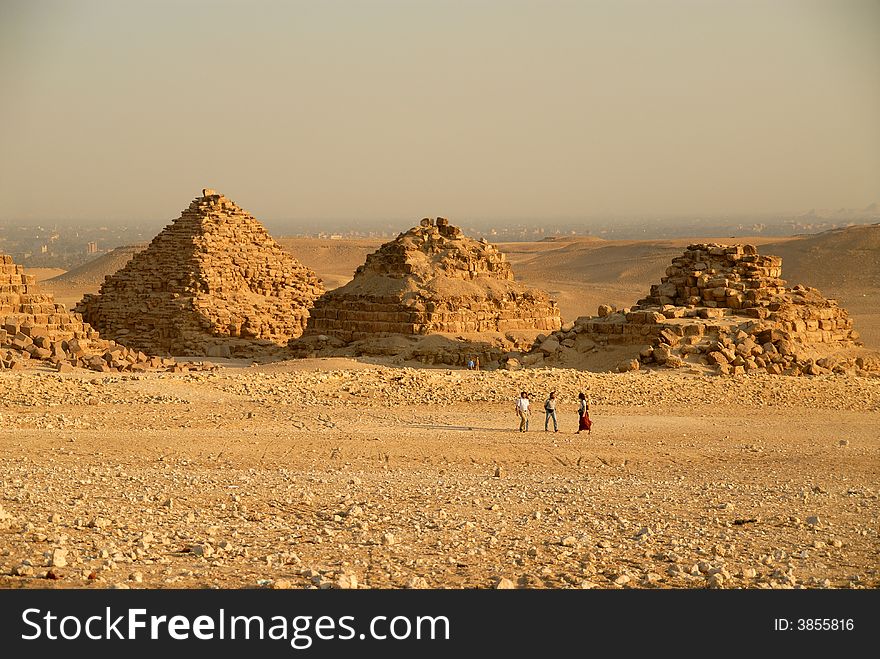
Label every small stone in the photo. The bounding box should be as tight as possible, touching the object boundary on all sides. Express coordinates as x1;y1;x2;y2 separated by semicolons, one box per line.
493;465;504;478
50;548;69;568
129;571;144;583
337;573;358;589
495;577;516;589
707;573;725;588
560;536;576;547
191;543;214;558
49;513;61;524
806;516;820;526
641;572;662;586
381;533;396;546
272;579;292;590
613;574;631;586
407;576;430;589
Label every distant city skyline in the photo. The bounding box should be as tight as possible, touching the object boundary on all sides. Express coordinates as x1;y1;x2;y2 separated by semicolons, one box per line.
2;0;879;223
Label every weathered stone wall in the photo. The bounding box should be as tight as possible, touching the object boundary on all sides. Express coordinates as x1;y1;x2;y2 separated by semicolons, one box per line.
0;254;99;345
77;190;324;357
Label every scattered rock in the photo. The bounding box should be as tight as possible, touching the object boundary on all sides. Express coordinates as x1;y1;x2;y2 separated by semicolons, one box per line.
495;578;516;589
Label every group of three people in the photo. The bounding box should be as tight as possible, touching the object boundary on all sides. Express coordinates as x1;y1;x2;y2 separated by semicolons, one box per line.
515;391;591;434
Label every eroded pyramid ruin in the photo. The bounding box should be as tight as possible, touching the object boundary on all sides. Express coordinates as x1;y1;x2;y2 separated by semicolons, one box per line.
305;218;561;341
1;254;99;367
530;243;878;376
0;254;178;372
77;189;324;357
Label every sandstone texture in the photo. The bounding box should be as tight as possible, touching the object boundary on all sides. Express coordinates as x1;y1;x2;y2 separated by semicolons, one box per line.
304;218;561;341
77;190;323;358
529;244;879;376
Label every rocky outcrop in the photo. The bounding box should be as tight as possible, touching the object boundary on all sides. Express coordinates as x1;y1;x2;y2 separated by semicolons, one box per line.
304;217;561;342
77;189;324;357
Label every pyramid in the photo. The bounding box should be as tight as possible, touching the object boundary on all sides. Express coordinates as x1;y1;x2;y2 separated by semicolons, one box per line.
77;189;324;357
305;217;561;341
528;243;878;376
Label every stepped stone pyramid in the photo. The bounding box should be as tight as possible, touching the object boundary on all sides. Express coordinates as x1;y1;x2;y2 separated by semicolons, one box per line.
529;243;876;376
636;244;786;310
1;254;101;355
0;254;179;372
305;217;561;341
77;189;324;357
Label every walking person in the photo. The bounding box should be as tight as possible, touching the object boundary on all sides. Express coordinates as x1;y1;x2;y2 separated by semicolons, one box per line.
576;392;592;434
515;391;530;432
544;391;558;432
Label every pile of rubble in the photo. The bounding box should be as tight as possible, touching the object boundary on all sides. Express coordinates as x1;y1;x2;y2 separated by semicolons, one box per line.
303;217;561;342
526;244;878;376
77;190;324;357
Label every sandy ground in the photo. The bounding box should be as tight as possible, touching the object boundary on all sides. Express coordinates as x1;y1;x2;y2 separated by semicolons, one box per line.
1;359;877;590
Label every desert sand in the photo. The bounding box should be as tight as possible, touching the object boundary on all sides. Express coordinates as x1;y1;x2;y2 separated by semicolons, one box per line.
5;225;877;590
0;358;877;590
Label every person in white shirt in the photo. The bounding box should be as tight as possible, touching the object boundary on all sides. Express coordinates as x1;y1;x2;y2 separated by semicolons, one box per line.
515;391;530;432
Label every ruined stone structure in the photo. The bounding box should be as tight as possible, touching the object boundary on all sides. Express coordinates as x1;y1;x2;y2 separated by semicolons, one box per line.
636;244;786;310
0;254;183;372
77;190;324;357
305;218;561;341
1;254;100;352
529;244;876;376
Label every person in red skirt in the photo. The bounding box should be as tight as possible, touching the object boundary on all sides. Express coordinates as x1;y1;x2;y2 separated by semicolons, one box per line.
577;392;592;434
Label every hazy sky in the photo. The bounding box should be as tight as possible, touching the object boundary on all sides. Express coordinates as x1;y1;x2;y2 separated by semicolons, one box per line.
1;0;878;224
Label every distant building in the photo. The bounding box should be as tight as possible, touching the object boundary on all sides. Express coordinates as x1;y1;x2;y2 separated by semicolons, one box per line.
87;241;98;254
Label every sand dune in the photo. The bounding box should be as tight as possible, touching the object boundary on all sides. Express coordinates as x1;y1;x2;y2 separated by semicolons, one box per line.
276;238;382;289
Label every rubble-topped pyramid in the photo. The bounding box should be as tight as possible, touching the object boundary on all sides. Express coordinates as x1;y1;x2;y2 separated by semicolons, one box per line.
77;189;324;357
636;243;786;309
305;217;561;341
526;243;878;376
